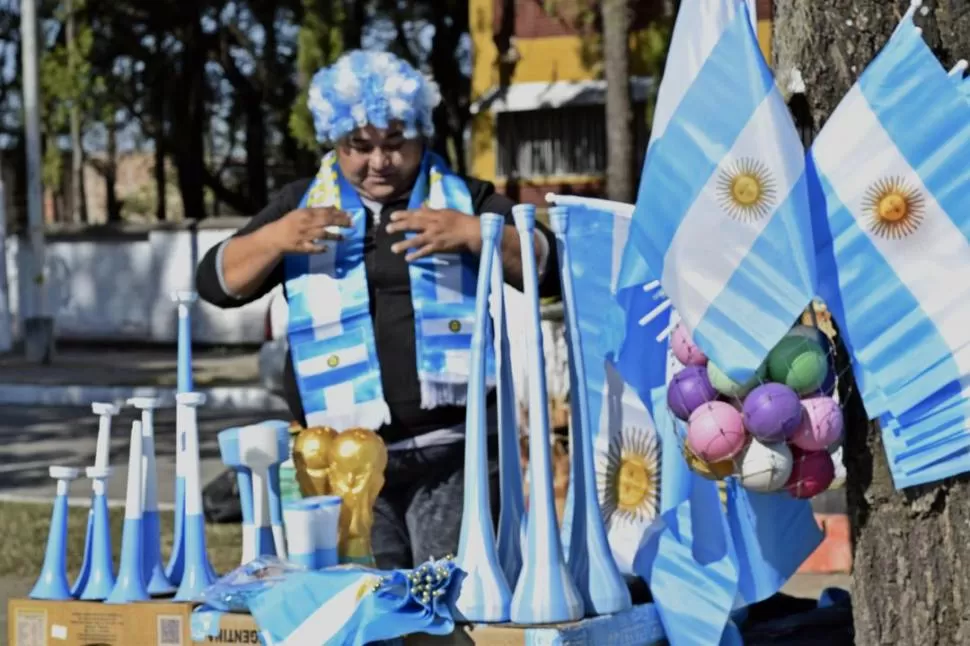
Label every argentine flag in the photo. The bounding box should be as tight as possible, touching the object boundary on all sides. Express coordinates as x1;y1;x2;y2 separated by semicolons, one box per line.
619;0;816;382
809;1;970;488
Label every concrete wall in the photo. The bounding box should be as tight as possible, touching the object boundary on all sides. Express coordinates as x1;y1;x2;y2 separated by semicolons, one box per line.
4;218;273;345
0;220;571;406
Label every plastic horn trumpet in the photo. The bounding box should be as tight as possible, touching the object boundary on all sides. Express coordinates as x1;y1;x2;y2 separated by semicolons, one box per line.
167;290;197;584
490;231;525;590
173;392;217;601
453;212;512;623
551;205;632;616
106;421;151;604
218;427;258;564
30;467;80;600
72;401;119;597
128;396;174;595
509;204;584;624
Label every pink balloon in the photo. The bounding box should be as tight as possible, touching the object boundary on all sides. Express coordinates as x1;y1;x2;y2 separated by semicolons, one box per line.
687;401;747;463
785;450;835;499
672;323;709;367
790;396;844;452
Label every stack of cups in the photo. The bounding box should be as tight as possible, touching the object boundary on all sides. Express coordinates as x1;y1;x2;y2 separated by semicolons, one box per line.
282;496;342;570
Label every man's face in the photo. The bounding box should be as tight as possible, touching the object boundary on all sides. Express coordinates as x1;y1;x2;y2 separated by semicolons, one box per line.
336;123;424;202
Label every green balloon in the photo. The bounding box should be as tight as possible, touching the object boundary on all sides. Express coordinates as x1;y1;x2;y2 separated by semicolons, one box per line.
768;335;828;394
707;361;767;398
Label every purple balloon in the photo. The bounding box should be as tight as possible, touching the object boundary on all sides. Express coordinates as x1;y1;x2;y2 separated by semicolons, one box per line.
667;366;718;421
742;383;803;442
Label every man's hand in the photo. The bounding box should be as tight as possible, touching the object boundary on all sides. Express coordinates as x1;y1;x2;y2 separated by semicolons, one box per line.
264;207;353;254
385;206;480;262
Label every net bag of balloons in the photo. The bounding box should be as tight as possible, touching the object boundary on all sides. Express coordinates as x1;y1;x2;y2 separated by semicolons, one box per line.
666;323;843;499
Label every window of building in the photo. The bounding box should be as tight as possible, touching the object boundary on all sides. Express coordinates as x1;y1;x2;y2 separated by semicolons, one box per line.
495;103;648;180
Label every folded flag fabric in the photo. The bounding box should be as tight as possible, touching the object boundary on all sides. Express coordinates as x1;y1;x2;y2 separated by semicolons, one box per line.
249;558;463;646
808;0;970;488
619;0;816;383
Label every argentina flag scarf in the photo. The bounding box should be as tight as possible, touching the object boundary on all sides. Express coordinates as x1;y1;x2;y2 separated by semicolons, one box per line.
283;150;492;431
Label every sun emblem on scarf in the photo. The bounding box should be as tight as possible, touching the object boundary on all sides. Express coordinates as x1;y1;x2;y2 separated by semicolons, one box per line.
716;158;777;222
597;426;660;529
327;354;340;368
448;320;462;333
862;176;925;239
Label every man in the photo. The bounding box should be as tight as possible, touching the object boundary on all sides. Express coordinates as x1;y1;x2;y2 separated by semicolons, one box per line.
196;50;560;569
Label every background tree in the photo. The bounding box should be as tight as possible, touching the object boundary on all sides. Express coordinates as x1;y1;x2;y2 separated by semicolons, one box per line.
600;0;634;202
774;2;970;644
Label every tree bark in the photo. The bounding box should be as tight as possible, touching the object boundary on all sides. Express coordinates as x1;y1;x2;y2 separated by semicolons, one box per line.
601;0;635;203
170;12;208;220
774;2;970;644
66;0;86;224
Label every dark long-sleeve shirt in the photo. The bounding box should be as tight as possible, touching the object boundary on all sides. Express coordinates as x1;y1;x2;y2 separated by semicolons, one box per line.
196;176;561;445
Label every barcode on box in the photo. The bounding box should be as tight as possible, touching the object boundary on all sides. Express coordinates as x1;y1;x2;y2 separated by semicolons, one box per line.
158;615;184;646
15;610;46;646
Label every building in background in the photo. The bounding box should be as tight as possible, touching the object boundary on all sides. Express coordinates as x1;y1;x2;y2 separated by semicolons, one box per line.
469;0;774;204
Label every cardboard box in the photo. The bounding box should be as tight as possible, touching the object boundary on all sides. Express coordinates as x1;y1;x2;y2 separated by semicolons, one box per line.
8;598;192;646
11;599;665;646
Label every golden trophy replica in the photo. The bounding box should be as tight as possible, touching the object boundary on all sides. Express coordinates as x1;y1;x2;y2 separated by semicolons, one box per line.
293;426;388;566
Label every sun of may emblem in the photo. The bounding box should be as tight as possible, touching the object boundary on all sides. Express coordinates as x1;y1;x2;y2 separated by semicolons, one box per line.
862;176;925;239
448;320;462;333
326;354;340;369
716;157;777;222
597;426;660;529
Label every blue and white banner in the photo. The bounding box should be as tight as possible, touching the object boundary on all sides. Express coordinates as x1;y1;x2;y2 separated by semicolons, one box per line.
809;5;970;487
619;0;816;383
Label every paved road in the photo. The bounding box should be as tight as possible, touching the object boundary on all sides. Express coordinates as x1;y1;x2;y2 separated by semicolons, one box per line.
0;405;284;504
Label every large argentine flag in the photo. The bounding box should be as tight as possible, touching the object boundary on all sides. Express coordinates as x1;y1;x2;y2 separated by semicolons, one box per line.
619;0;816;383
809;3;970;488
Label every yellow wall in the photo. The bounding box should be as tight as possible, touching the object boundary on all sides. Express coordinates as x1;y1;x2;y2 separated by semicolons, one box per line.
468;0;774;181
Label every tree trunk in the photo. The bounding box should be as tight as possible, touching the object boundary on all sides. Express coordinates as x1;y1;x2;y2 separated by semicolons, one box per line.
66;0;86;224
601;0;634;203
104;118;121;223
774;2;970;644
152;32;167;222
171;14;208;220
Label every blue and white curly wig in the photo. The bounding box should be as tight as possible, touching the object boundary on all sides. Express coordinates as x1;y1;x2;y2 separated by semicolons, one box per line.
307;50;441;145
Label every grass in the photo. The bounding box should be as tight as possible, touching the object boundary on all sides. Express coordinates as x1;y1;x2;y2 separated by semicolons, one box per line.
0;501;243;580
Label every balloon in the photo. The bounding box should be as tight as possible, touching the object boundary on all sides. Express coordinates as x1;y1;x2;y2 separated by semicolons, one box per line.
785;450;835;499
671;323;708;366
736;439;793;493
707;361;767;399
682;442;736;481
767;336;828;395
742;383;803;442
687;401;748;463
790;396;844;451
667;366;718;421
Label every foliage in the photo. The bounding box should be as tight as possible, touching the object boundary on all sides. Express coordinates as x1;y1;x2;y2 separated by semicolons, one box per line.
38;0;104;190
289;0;346;152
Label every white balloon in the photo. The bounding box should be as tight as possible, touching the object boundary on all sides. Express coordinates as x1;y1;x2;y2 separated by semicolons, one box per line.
737;440;794;493
828;445;847;490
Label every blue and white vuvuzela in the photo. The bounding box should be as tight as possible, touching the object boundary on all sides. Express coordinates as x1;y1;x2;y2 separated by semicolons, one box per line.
74;402;120;600
30;466;80;600
173;391;217;601
510;204;584;624
491;234;526;591
167;290;197;584
454;212;512;623
106;420;151;603
218;427;258;563
79;464;116;600
128;396;174;595
551;205;632;616
219;422;291;562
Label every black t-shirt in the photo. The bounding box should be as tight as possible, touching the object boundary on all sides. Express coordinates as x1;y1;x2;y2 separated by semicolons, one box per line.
195;176;561;444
